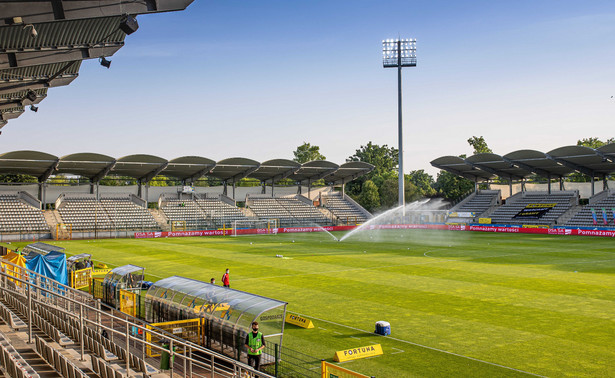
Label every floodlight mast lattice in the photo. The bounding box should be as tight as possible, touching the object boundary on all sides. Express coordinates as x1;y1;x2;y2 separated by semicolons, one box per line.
383;38;416;215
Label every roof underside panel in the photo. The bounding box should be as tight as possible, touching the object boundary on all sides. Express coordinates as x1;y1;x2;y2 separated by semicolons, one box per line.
209;158;260;181
0;150;58;178
0;0;194;130
325;161;375;184
430;156;494;181
0;1;195;24
0;151;373;184
250;159;301;182
111;155;168;180
56;153;115;179
163;156;216;180
290;160;339;182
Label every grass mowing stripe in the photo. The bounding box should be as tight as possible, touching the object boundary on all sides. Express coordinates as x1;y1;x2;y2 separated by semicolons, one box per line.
295;312;547;378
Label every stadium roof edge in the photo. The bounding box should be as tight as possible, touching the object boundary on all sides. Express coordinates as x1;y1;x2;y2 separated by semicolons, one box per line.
0;151;372;185
432;145;615;182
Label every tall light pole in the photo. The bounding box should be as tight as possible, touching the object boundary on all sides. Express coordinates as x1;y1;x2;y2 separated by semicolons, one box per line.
383;38;416;215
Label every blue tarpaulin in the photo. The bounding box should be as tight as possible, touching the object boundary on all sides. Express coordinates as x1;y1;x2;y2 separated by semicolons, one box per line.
25;251;68;286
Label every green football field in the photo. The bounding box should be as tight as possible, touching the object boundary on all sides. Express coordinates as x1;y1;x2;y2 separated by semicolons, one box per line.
6;229;615;377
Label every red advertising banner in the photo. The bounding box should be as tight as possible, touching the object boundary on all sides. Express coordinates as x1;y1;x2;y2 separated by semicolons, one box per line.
134;224;615;239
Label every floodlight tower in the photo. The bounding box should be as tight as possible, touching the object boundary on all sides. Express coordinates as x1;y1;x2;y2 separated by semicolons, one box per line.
383;38;416;215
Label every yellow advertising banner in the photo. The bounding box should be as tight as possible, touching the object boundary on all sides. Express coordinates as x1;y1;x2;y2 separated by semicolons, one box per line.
478;218;491;224
285;313;314;328
92;268;111;276
321;361;370;378
334;344;383;362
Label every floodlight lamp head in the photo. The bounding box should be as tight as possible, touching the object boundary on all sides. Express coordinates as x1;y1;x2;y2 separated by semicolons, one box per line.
25;90;37;102
30;105;38;112
99;57;111;69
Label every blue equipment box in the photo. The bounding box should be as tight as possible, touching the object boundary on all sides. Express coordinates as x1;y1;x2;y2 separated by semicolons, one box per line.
375;321;391;336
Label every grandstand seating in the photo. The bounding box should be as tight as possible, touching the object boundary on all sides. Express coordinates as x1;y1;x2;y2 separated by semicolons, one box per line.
35;336;88;378
196;195;248;228
57;194;157;230
0;330;40;378
446;190;500;223
161;198;210;229
160;194;250;229
321;193;371;224
0;192;49;233
488;191;578;226
565;190;615;228
248;196;332;227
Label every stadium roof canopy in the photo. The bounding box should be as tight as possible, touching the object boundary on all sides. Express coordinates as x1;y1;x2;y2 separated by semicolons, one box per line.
431;144;615;182
164;156;217;181
0;151;374;185
0;150;58;181
56;153;115;181
0;0;194;130
324;161;375;185
208;158;261;182
291;160;339;184
250;159;301;182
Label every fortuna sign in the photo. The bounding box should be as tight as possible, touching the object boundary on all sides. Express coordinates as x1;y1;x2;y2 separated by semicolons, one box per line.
285;313;314;328
334;344;383;362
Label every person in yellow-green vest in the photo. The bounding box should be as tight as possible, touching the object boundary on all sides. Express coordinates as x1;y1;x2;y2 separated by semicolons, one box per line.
245;321;265;370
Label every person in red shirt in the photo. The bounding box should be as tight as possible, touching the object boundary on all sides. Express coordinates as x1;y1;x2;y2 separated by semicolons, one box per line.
222;268;230;287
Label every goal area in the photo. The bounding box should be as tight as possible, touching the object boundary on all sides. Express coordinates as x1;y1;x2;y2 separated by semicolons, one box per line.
232;219;279;236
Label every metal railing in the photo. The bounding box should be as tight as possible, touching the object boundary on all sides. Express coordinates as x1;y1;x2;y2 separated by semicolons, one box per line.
0;261;271;378
262;343;321;378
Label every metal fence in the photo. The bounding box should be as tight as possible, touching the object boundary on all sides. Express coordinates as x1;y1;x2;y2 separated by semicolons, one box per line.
0;261;271;378
262;343;321;378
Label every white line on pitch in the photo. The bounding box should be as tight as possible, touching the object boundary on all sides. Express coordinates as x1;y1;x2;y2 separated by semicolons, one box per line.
293;312;546;378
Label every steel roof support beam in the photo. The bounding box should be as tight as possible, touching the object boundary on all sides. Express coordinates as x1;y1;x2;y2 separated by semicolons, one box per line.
139;162;169;184
91;161;116;183
464;160;522;182
187;165;215;184
501;156;551;178
545;154;594;178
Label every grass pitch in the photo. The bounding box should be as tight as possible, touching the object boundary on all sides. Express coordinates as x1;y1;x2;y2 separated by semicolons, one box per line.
6;229;615;377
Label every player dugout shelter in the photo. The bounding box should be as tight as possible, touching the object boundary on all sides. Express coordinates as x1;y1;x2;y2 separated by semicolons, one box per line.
431;144;615;196
145;276;287;357
0;150;374;203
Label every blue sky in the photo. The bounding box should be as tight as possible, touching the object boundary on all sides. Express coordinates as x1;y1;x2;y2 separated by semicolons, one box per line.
4;0;615;176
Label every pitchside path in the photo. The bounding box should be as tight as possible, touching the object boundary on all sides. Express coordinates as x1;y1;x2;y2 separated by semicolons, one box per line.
20;230;615;377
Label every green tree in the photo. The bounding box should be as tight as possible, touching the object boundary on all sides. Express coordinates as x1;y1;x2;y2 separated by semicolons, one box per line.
345;142;399;199
576;137;615;149
293;142;326;163
467;136;492;154
434;170;474;201
237;178;260;187
407;170;436;197
0;174;37;183
357;180;380;212
378;178;398;208
348;142;398;177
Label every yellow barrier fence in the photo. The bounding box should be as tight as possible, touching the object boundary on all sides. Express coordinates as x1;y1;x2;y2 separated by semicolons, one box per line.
91;278;104;299
70;267;92;290
321;361;370;378
120;289;137;317
146;318;202;357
